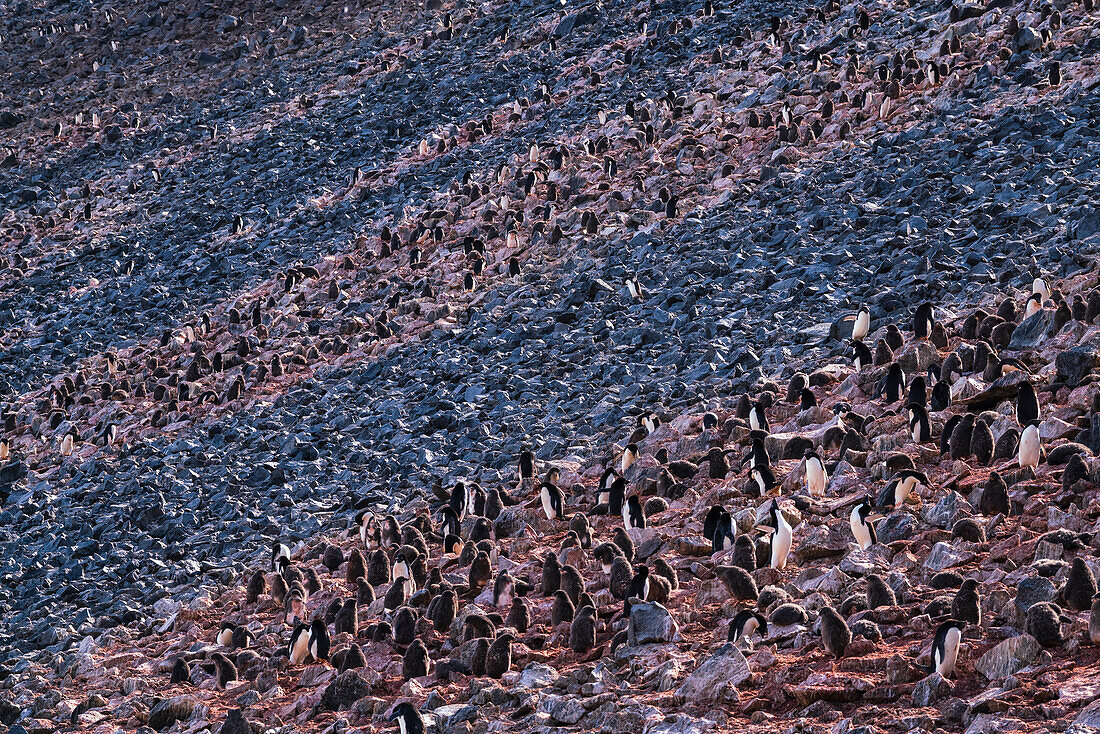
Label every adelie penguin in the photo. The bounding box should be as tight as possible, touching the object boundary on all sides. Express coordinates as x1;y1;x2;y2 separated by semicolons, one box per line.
1025;292;1043;319
849;339;872;370
748;401;769;433
389;701;425;734
908;403;931;443
1019;420;1041;469
271;542;291;572
750;464;778;496
803;448;828;498
756;501;792;569
877;469;928;510
210;652;237;689
288;623;311;665
742;436;770;470
850;497;880;551
728;610;768;646
570;606;598;653
621;443;638;474
852;305;870;341
913;302;935;339
882;363;905;403
540;480;566;520
308;619;330;662
623;495;646;530
928;620;964;677
712;509;736;552
819;606;851;658
1016;381;1039;426
216;622;237;647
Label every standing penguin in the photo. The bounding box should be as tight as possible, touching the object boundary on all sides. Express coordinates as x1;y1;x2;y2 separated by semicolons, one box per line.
450;482;471;518
908;403;931;443
569;606;598;653
750;464;778;496
913;302;934;339
1025;292;1043;318
728;610;768;646
1089;593;1100;645
623;495;646;530
852;306;870;341
952;579;981;625
979;471;1011;516
308;619;330;662
485;633;516;678
1016;381;1039;426
849;340;872;370
819;606;851;658
271;542;291;572
518;449;537;489
621;444;638;474
804;448;828;498
908;375;927;408
877;470;928;510
210;652;238;689
883;363;905;403
743;436;770;471
756;501;792;570
1063;558;1098;611
389;702;425;734
748;402;769;433
928;620;965;677
1019;420;1041;469
850;497;880;551
540;481;565;520
288;624;311;665
712;509;736;552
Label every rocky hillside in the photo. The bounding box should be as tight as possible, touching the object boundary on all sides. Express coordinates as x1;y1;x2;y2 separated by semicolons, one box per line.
2;0;1100;731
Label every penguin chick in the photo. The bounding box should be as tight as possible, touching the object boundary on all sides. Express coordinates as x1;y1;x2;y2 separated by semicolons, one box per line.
246;571;266;604
552;590;576;624
485;632;515;677
392;606;417;645
402;639;430;680
541;552;561;595
1062;557;1098;612
865;574;896;609
979;471;1011;516
609;557;634;599
819;606;851;658
569;606;598;653
714;564;759;601
560;564;585;605
569;513;593;548
613;528;636;563
507;597;531;633
469;552;492;594
210;652;237;689
952;579;981;625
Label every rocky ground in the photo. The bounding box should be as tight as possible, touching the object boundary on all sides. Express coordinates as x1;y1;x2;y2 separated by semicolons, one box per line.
2;0;1100;731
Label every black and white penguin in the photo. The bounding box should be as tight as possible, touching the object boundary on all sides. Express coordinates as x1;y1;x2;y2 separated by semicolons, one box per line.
908;403;931;443
750;464;778;496
216;622;236;647
1033;276;1050;302
623;495;646;530
606;477;626;515
540;480;565;520
748;401;769;433
804;448;828;498
928;620;964;677
852;306;870;341
625;274;644;300
442;506;461;539
355;511;376;549
1025;292;1043;319
288;623;311;665
712;510;736;552
1019;420;1041;469
849;497;880;551
271;542;291;572
450;481;472;518
799;388;817;410
819;606;851;658
908;375;927;408
519;449;536;485
598;467;619;503
742;436;770;471
308;619;330;662
728;610;768;645
1016;381;1039;426
641;411;662;434
389;701;425;734
703;412;719;430
621;443;638;474
877;470;929;510
913;302;934;339
703;505;725;543
756;501;792;569
849;339;872;370
883;363;905;403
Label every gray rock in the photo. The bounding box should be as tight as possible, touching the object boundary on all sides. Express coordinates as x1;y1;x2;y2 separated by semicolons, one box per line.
1056;338;1100;387
148;695;196;731
318;670;374;711
538;694;586;725
974;634;1040;680
629;602;678;646
923;542;975;572
1014;576;1056;622
674;643;750;704
912;672;954;706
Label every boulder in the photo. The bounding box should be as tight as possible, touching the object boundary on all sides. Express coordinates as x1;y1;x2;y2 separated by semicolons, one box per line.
674;643;750;704
629;602;678;645
975;634;1040;680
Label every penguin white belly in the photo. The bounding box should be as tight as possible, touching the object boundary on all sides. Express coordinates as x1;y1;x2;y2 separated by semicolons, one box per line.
541;489;555;520
853;312;869;340
1025;300;1041;318
743;617;759;639
598;490;609;505
850;510;872;551
397;717;408;734
753;471;766;496
601;562;612;574
772;523;792;569
216;629;232;646
806;461;827;497
290;634;310;664
1019;427;1040;468
749;412;761;432
911;422;922;442
937;627;962;676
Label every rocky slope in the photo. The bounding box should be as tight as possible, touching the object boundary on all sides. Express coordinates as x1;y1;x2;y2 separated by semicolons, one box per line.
2;0;1100;731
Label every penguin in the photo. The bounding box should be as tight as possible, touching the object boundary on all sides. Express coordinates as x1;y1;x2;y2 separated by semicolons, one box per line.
392;548;415;589
641;411;662;434
334;599;358;636
748;402;769;433
368;549;391;586
288;624;311;665
308;619;330;662
621;444;638;474
392;607;417;645
733;535;757;572
804;448;828;498
210;652;238;689
389;702;425;734
1025;292;1043;319
519;449;537;485
485;632;516;677
552;590;576;624
913;302;934;339
877;470;928;509
1062;557;1097;611
493;571;515;607
609;557;633;599
1017;381;1039;426
756;501;792;570
625;274;644;300
952;579;981;625
216;622;236;647
60;429;76;456
231;626;254;650
170;658;191;684
1033;277;1050;302
850;497;880;551
979;471;1011;516
569;513;593;548
271;542;291;572
728;610;768;645
928;620;964;677
428;588;457;632
852;306;870;341
849;339;872;370
469;551;492;593
613;527;636;562
560;564;585;604
703;505;725;543
441;506;461;539
883;363;905;403
712;509;736;552
819;606;851;658
799;388;817;410
346;549;365;583
597;467;619;503
450;481;471;518
1019;420;1041;469
1089;593;1100;645
569;606;598;653
542;552;562;594
401;640;430;680
908;375;927;408
626;565;652;605
540;480;565;520
270;574;289;606
623;495;646;530
750;464;778;496
0;438;8;461
605;477;626;516
971;418;994;465
940;415;961;455
865;574;896;608
743;436;770;471
908;403;931;443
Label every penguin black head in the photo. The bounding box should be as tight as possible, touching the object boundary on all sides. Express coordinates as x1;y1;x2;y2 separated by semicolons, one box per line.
389;702;425;734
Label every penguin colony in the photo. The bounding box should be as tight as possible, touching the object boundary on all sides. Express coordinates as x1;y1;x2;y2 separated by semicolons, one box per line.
7;0;1100;730
60;266;1100;734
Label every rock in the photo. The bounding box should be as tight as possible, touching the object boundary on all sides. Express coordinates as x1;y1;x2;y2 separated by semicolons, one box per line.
1014;576;1056;622
975;635;1040;680
514;662;558;690
1075;697;1100;728
897;341;938;374
795;521;850;559
319;670;374;711
924;542;975;572
148;695;196;731
1014;27;1043;52
921;491;968;529
912;673;954;706
674;643;750;704
538;694;586;725
1008;310;1054;349
493;507;527;538
0;110;24;128
877;513;919;544
629;602;678;645
1056;339;1100;387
